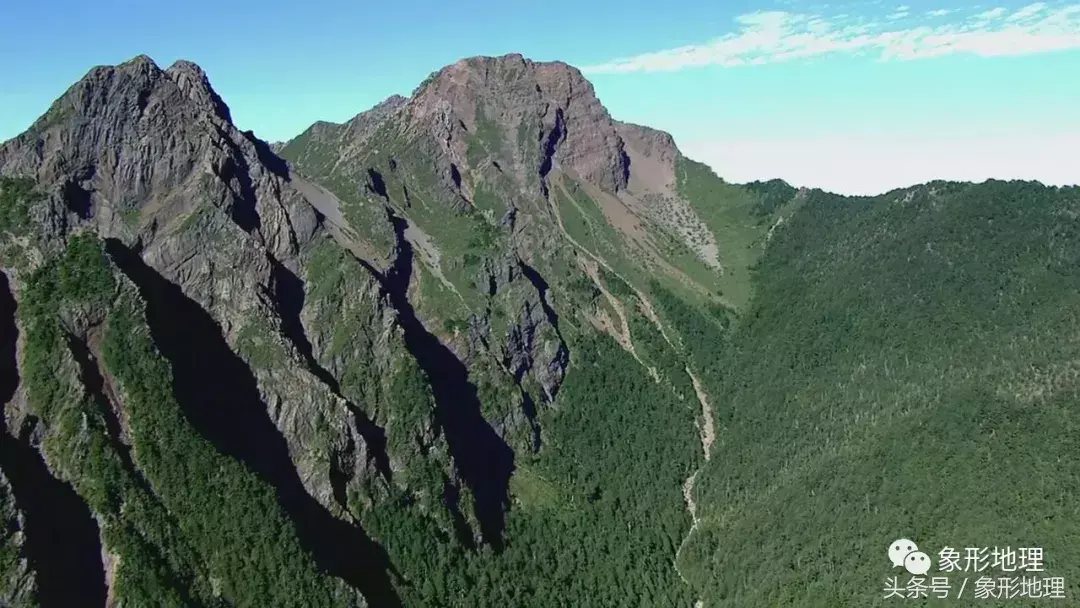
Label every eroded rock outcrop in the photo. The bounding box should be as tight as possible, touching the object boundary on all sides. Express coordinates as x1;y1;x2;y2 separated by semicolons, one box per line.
0;56;456;600
0;470;36;607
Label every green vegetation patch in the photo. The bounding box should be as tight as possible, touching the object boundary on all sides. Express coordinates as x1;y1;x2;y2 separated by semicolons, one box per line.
508;465;562;511
674;155;774;311
466;104;506;168
744;178;799;219
362;332;701;606
19;238;212;606
103;287;343;607
673;181;1080;606
16;233;349;607
0;177;41;236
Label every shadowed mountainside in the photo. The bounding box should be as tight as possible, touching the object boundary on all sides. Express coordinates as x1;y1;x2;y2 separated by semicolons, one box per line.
0;272;106;608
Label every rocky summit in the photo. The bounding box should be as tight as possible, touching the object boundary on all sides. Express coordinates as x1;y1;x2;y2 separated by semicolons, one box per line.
3;53;1080;608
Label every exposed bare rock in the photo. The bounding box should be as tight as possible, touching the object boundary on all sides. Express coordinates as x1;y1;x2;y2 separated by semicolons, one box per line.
343;95;407;146
616;121;722;270
0;470;36;607
472;253;568;407
616;121;679;195
406;54;629;196
0;54;418;522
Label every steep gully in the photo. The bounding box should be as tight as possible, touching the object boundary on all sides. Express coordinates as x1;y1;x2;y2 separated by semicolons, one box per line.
104;240;403;607
581;259;657;381
676;369;716;603
65;332;144;495
0;272;108;607
249;141;395;493
515;259;569;450
270;258;394;486
374;209;514;551
64;330;164;608
548;177;680;382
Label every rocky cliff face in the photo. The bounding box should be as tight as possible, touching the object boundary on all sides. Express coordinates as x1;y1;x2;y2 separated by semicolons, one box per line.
0;52;751;608
0;54;423;521
5;48;1063;608
0;55;473;607
284;55;628;456
616;121;679;194
405;54;630;195
0;470;36;607
282;55;732;444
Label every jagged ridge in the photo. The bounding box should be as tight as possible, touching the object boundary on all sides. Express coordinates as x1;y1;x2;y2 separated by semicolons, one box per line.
1;51;792;608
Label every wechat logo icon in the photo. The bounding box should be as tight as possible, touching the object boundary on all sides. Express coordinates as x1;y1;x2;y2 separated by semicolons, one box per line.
889;538;932;575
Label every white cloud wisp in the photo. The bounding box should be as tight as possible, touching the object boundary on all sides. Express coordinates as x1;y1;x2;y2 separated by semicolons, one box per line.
582;3;1080;73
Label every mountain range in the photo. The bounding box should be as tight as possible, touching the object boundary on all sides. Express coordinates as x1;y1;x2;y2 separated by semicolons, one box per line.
1;52;1079;607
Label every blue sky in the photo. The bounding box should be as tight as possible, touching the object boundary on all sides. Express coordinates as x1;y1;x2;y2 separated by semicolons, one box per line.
1;0;1077;194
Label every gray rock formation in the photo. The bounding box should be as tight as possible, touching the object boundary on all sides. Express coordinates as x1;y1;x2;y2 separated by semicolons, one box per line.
0;51;728;606
0;55;446;526
0;471;36;607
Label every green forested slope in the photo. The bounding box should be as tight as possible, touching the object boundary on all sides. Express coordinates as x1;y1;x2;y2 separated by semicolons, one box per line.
340;332;700;606
15;232;353;607
671;181;1080;606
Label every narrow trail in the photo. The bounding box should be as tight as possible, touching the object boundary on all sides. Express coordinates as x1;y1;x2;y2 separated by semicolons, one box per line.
632;285;678;350
549;180;612;273
401;219;471;310
580;260;660;382
689;370;716;461
675;368;716;606
294;177;470;311
549;177;679;359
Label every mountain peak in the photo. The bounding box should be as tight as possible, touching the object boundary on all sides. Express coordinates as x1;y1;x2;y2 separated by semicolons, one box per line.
423;53;589;95
164;59;232;123
0;54;265;244
450;52;529;69
402;53;628;193
119;53;160;70
10;55;233;144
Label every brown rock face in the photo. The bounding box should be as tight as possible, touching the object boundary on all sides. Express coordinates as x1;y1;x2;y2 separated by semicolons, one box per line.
405;53;630;194
616;121;680;195
281;55;704;446
289;54;692;226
